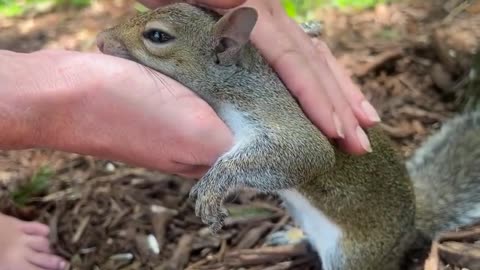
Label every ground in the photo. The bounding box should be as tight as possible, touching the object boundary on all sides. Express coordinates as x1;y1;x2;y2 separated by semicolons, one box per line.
0;0;479;269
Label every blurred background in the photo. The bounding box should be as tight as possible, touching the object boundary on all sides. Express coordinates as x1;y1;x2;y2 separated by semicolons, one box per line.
0;0;479;269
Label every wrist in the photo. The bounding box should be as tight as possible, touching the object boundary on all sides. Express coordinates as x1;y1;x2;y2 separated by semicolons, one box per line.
0;50;101;151
0;50;45;149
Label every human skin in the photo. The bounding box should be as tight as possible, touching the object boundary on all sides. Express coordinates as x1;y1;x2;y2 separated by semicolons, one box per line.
0;49;232;178
0;47;229;270
0;1;379;269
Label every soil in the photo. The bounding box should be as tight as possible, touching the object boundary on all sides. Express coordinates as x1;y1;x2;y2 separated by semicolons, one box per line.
0;0;479;269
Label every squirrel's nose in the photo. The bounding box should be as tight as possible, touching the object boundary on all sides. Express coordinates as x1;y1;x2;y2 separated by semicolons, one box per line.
96;32;106;53
95;31;130;59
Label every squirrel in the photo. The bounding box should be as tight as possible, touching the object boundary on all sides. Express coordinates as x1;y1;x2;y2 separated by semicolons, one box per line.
96;3;480;270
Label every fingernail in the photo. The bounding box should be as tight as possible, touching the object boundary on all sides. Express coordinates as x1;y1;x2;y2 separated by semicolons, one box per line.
361;100;381;123
59;261;67;270
356;126;372;153
333;114;345;139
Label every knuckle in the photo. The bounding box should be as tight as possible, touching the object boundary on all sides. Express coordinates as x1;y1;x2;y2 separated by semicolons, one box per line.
270;48;303;71
255;0;283;17
46;256;62;267
313;39;330;53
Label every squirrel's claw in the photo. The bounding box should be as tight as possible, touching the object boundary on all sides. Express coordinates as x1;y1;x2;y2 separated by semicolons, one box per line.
189;180;229;234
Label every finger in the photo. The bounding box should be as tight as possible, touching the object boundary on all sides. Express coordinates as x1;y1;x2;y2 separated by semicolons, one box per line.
175;164;210;178
337;125;372;155
310;41;374;153
138;0;246;9
188;0;246;9
280;18;371;153
283;17;355;136
21;263;44;270
313;39;380;127
250;12;342;139
138;0;178;8
20;222;50;236
27;236;52;253
27;252;67;270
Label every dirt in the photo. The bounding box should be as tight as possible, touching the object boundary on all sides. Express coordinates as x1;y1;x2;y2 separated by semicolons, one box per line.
0;0;479;269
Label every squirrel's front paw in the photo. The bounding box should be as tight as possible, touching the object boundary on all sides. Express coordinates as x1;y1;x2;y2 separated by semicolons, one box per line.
189;180;229;233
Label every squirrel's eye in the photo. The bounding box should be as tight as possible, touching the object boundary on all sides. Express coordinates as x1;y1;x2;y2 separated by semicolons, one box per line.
143;30;174;43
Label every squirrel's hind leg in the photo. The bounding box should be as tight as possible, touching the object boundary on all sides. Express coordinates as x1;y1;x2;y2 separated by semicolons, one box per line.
277;189;345;270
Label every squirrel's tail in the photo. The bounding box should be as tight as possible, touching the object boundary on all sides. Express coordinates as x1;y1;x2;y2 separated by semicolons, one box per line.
406;110;480;237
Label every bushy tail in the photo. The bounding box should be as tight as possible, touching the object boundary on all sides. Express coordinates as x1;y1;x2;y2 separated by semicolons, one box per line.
406;110;480;237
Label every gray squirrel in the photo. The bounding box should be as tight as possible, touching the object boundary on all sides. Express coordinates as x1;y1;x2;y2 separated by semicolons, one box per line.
96;3;480;270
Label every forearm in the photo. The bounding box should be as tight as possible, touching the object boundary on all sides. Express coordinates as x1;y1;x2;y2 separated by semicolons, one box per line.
0;49;232;176
0;50;112;153
0;50;56;149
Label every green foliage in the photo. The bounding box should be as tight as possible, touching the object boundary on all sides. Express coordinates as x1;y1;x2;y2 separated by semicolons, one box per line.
11;166;53;206
0;0;24;16
227;204;277;220
282;0;389;20
55;0;91;8
333;0;386;9
134;2;149;12
0;0;91;17
376;27;399;40
282;0;327;20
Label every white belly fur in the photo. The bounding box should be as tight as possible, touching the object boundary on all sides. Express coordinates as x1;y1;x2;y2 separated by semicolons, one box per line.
279;189;344;270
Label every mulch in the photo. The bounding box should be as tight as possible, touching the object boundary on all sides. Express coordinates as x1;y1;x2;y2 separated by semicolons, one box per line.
0;0;479;269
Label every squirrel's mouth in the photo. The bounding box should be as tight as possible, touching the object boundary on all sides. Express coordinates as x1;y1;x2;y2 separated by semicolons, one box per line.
96;31;134;61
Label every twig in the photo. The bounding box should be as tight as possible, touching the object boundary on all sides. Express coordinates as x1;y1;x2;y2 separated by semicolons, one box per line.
223;243;308;267
236;222;273;249
354;48;404;77
160;234;194;270
439;241;480;269
151;205;177;254
397;106;447;122
269;215;290;235
217;238;227;262
443;0;472;23
72;215;90;243
424;241;442;270
436;226;480;243
262;257;313;270
224;212;283;227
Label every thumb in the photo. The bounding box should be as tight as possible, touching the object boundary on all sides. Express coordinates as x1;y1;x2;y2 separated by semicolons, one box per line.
187;0;246;9
139;0;245;9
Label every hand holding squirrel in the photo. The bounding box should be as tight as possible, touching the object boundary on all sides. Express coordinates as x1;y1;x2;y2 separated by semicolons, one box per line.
139;0;380;154
0;49;232;177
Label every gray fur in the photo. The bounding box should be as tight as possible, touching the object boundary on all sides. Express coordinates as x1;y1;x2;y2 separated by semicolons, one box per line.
408;111;480;237
99;3;336;231
97;4;480;270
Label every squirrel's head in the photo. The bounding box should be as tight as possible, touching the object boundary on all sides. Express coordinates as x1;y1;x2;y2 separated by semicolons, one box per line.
96;3;258;81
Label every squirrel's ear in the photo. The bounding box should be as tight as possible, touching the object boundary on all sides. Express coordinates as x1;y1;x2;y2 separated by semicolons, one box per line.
213;7;258;65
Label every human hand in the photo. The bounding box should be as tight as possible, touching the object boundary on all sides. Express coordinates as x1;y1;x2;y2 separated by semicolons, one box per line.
0;49;233;178
139;0;381;155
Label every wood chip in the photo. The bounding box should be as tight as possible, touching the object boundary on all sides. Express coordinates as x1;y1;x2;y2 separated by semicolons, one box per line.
236;222;273;249
158;234;194;270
